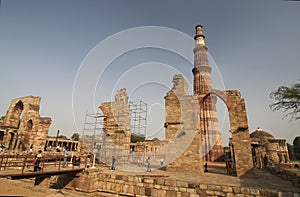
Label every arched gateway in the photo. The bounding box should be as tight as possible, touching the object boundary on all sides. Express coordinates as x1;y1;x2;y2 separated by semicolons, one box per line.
199;90;253;177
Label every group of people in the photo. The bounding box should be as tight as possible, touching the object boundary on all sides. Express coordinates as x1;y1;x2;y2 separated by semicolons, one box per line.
31;147;81;172
110;156;164;172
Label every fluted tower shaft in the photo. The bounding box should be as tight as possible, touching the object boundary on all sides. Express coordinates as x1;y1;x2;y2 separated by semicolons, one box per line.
193;25;224;161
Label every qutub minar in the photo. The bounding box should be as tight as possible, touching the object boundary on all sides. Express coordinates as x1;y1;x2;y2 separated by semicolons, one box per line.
193;25;224;161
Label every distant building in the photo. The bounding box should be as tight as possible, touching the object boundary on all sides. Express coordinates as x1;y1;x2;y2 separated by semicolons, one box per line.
250;128;290;168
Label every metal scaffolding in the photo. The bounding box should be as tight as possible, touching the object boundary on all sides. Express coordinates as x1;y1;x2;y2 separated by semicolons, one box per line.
81;100;148;167
129;100;147;136
81;112;105;153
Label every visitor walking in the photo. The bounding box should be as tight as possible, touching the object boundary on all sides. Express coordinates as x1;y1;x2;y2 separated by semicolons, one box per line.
33;154;41;172
87;155;91;168
111;156;116;170
160;157;164;166
29;144;33;153
62;147;68;167
146;156;151;172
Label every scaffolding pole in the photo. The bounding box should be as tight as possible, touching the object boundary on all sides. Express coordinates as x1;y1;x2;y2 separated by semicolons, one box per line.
129;100;147;136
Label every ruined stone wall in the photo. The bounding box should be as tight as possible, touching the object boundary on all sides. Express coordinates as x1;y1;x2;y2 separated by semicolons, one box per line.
165;75;203;174
225;90;253;177
35;117;52;151
99;88;131;150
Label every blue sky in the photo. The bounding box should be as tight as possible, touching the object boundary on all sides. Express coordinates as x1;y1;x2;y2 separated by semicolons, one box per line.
0;0;299;145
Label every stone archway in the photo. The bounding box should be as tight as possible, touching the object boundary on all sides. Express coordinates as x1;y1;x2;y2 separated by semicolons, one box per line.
1;96;52;151
198;90;253;177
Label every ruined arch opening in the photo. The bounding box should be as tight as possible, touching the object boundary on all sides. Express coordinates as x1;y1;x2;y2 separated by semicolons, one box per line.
12;100;24;128
199;92;233;175
23;119;33;150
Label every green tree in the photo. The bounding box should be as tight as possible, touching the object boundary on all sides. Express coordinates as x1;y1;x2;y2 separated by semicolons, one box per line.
131;133;145;143
287;143;296;161
58;135;68;140
293;136;300;160
71;133;79;141
270;82;300;121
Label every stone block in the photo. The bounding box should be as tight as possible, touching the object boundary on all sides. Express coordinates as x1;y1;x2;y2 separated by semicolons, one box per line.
233;187;241;194
249;188;260;196
122;175;128;181
222;186;233;193
214;191;226;196
206;190;214;195
167;190;177;197
128;185;134;194
128;176;134;182
165;180;176;186
226;193;235;197
139;187;145;195
157;189;167;197
151;188;158;197
241;188;250;194
145;187;151;196
123;185;129;193
187;188;196;194
199;184;207;190
177;181;188;188
144;178;154;184
179;187;187;192
134;186;140;195
137;182;144;187
208;185;221;191
116;183;122;192
156;179;165;185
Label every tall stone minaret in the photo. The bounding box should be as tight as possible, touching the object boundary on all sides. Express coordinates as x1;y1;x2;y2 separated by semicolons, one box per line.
192;25;224;161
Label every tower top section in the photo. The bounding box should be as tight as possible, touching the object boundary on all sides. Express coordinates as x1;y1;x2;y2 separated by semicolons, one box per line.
194;25;206;47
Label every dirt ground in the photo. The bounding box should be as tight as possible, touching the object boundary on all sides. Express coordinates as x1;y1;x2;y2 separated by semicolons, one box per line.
0;178;41;196
0;178;66;197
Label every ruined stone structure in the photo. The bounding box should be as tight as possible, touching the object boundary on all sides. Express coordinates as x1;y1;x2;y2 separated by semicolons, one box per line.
164;74;203;173
94;25;253;177
250;128;290;168
99;88;131;150
45;137;78;152
164;25;253;177
132;138;165;153
0;96;51;152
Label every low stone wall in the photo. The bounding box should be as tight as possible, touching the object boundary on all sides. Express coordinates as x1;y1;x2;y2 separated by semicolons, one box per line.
60;169;300;197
